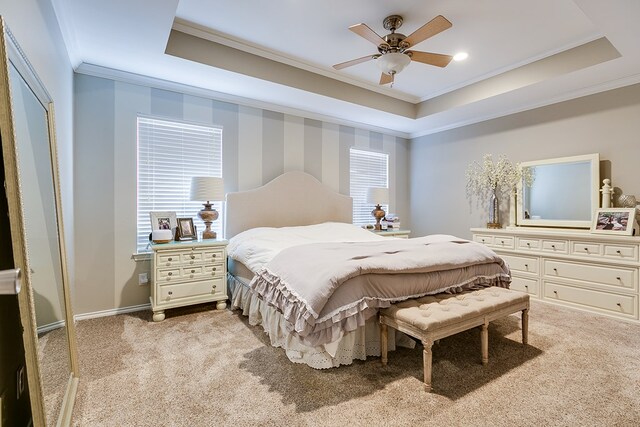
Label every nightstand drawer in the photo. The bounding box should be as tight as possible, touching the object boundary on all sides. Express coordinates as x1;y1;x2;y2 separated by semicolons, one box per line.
159;277;224;302
203;263;225;278
500;254;538;274
181;251;204;264
181;265;205;280
157;252;183;267
544;259;635;289
544;282;636;318
157;268;181;283
203;249;224;262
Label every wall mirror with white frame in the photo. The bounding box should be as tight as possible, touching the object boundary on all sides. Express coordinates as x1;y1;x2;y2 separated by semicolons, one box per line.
516;153;600;229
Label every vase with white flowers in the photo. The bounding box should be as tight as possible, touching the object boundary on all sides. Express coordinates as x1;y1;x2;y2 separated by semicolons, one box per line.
466;154;534;228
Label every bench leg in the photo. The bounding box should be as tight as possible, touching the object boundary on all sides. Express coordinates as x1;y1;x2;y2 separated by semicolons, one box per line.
422;340;433;392
481;320;489;365
380;322;388;366
522;308;529;345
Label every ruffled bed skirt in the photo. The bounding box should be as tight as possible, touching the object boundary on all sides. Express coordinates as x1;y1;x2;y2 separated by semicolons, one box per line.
228;274;415;369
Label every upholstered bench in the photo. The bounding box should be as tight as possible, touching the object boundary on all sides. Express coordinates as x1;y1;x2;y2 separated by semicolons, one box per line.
379;286;530;392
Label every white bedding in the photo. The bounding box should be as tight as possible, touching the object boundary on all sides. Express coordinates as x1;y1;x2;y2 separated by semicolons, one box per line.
227;222;385;273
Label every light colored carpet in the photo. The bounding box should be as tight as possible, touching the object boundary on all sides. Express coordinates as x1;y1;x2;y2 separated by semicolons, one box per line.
71;300;640;426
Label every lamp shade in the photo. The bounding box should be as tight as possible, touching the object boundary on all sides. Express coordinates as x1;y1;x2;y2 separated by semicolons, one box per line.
190;176;224;202
366;187;389;205
377;52;411;75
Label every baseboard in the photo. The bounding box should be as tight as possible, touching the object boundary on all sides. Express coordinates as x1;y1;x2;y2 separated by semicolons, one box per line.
37;319;66;335
74;303;151;321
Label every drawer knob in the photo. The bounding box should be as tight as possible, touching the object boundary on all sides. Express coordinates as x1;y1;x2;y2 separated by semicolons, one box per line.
526;243;530;247
481;239;485;242
190;261;194;265
524;285;529;289
553;290;558;295
524;264;528;268
168;257;173;261
191;255;195;259
616;277;621;281
617;303;622;307
212;254;217;258
190;274;194;278
553;268;557;273
213;267;217;272
501;240;504;244
168;272;173;276
616;250;621;254
213;285;217;289
191;269;195;273
168;291;173;295
583;248;588;252
551;245;556;249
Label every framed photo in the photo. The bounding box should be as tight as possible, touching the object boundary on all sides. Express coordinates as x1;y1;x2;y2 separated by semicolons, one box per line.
177;217;197;240
150;211;177;232
591;208;636;235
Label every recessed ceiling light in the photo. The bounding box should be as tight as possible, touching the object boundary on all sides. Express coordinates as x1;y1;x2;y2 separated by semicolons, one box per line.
453;52;468;62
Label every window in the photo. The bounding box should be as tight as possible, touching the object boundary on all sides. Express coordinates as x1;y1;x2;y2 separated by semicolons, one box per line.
350;148;389;226
137;117;223;252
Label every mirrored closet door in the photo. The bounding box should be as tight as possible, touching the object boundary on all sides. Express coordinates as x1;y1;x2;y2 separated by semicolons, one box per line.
0;18;79;426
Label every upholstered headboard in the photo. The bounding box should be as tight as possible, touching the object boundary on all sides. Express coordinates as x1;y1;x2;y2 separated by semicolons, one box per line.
225;171;352;238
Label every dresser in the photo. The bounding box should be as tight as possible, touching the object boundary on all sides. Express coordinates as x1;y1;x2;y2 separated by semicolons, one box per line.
471;227;640;323
150;239;228;322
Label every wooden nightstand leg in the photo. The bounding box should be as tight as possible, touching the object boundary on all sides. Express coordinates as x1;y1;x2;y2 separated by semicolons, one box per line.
216;300;227;310
380;322;388;366
422;340;433;392
481;320;489;365
152;310;165;322
522;308;529;345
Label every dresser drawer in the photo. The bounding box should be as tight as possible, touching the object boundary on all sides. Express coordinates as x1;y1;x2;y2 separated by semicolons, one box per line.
473;234;493;246
543;259;636;290
570;241;601;257
491;236;514;249
181;265;205;280
510;276;538;295
157;268;181;283
158;277;225;302
544;282;637;318
517;238;541;251
157;252;184;267
181;251;204;264
541;239;568;254
203;249;224;263
500;254;538;274
602;243;638;262
203;263;225;278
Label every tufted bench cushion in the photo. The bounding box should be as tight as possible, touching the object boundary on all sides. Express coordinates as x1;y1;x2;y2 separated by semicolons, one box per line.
379;286;530;392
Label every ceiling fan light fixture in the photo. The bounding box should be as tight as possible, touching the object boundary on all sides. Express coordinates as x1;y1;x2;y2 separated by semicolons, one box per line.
376;52;411;75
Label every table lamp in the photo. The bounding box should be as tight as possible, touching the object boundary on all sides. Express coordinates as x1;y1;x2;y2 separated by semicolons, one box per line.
190;176;224;239
366;187;389;230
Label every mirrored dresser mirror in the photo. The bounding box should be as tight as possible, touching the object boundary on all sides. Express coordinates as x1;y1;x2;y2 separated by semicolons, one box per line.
517;153;600;229
0;18;79;426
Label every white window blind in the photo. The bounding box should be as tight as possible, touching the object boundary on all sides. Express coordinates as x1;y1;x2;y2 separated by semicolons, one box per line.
137;116;223;252
350;148;389;226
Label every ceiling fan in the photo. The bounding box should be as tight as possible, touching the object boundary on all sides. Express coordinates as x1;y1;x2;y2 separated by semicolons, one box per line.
333;14;453;86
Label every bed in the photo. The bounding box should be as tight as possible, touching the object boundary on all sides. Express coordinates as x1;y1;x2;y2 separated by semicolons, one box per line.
225;171;511;369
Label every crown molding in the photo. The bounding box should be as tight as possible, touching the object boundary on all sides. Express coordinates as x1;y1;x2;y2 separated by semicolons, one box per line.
50;0;81;68
75;62;411;138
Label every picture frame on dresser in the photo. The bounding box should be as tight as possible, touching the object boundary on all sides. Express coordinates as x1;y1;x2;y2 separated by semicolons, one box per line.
177;217;197;240
591;208;636;236
150;211;177;231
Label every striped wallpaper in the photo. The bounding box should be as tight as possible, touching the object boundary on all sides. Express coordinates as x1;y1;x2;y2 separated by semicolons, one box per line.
73;73;409;315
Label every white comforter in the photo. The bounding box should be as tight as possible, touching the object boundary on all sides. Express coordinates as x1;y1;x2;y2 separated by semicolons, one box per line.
227;222;385;273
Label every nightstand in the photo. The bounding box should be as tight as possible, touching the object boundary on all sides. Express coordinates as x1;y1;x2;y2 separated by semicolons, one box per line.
371;229;411;239
150;239;228;321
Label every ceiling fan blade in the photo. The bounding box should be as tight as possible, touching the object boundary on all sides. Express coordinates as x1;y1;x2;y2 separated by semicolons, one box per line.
407;51;453;68
379;73;393;85
403;15;452;48
349;23;389;47
333;55;376;70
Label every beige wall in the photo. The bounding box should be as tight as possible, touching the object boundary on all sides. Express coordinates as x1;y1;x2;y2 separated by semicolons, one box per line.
73;73;410;316
410;83;640;239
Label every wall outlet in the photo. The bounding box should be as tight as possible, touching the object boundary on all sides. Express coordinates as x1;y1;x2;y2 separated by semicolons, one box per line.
138;273;149;285
16;366;24;399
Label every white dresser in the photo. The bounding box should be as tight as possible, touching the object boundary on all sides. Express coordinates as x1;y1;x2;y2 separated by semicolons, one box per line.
471;227;640;322
150;239;228;322
372;229;411;238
